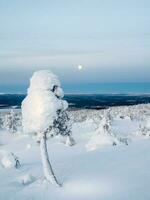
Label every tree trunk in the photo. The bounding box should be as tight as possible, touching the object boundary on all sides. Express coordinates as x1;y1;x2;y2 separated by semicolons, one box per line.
40;133;61;187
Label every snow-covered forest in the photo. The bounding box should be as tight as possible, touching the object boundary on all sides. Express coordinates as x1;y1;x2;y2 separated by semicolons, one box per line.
0;103;150;199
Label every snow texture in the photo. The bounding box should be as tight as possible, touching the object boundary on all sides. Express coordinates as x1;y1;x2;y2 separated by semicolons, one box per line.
18;174;35;186
1;153;20;169
28;70;61;92
22;70;68;136
0;104;150;199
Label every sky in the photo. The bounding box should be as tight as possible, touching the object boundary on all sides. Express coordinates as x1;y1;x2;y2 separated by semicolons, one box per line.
0;0;150;93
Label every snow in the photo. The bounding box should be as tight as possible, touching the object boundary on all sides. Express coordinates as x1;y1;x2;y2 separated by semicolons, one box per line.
22;90;62;134
65;135;76;146
26;144;32;149
0;104;150;199
18;174;35;186
86;132;116;151
54;87;64;98
22;70;67;135
1;154;15;168
28;70;60;92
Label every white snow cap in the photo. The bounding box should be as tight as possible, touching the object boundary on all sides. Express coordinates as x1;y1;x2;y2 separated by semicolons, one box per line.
28;70;61;92
22;70;68;135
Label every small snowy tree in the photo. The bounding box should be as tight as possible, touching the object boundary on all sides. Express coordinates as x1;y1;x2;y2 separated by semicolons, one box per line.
52;109;75;146
0;115;3;129
22;70;73;187
138;115;150;137
3;109;17;133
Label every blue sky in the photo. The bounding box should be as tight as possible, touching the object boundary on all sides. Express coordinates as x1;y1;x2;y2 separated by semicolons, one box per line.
0;0;150;93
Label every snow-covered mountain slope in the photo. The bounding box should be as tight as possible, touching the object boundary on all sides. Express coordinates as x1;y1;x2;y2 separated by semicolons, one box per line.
0;104;150;200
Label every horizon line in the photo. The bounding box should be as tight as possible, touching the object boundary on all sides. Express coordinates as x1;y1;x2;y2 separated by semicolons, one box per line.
1;92;150;96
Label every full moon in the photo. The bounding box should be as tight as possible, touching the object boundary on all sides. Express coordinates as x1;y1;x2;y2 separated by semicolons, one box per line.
78;65;83;70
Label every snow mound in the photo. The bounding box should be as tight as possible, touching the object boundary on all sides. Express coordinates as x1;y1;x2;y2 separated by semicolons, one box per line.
1;153;16;169
86;133;117;151
26;144;32;149
18;174;35;186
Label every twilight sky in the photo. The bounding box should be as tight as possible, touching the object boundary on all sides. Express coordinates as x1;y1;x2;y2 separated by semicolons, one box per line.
0;0;150;93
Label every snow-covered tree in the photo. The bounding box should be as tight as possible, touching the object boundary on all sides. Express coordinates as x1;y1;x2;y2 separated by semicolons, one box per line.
138;115;150;137
86;117;116;151
0;115;3;129
3;109;17;133
52;110;75;146
22;70;73;186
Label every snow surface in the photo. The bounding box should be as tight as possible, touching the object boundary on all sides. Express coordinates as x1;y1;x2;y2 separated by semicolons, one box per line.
0;105;150;199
